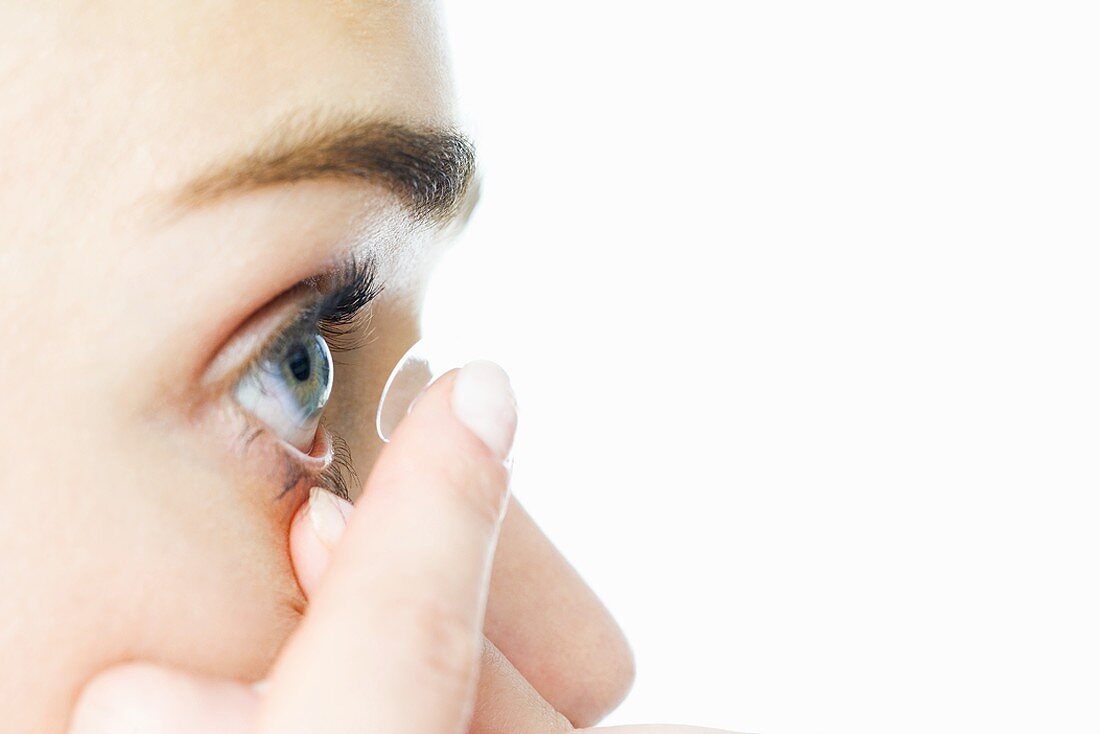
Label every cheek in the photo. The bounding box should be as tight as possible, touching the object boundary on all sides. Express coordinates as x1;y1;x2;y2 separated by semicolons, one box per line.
0;422;308;732
114;437;309;679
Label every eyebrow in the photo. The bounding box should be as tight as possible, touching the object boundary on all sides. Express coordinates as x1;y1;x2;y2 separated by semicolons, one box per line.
177;112;477;225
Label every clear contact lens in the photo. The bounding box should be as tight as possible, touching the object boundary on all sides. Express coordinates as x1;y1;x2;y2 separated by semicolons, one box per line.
376;337;474;442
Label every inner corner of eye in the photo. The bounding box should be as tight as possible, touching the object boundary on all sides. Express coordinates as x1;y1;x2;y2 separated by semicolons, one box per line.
232;327;335;452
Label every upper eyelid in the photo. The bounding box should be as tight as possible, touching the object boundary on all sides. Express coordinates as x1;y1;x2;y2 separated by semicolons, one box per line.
203;255;381;393
231;284;362;391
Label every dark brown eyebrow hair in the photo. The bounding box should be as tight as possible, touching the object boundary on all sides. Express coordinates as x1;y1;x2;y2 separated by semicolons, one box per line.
177;112;477;224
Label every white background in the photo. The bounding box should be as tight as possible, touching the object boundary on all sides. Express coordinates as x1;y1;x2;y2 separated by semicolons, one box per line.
430;3;1099;732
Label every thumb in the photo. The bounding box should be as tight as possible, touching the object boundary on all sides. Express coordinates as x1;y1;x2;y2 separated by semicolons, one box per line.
68;663;257;734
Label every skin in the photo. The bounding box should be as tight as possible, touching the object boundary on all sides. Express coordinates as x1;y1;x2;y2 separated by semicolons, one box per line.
68;372;729;734
0;2;636;732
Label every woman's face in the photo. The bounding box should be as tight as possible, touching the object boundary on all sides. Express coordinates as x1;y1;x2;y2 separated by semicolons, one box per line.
0;2;468;730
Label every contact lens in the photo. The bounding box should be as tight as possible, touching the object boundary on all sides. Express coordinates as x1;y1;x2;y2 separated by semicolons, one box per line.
376;338;472;442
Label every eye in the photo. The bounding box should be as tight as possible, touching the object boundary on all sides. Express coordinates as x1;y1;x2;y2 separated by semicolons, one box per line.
234;329;334;452
221;257;378;460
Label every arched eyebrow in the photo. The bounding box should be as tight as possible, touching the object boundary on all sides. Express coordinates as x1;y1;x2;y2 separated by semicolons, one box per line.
176;112;477;225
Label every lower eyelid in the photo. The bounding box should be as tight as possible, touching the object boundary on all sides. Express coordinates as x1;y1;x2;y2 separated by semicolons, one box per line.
211;403;339;502
305;426;335;466
266;422;334;474
272;425;356;502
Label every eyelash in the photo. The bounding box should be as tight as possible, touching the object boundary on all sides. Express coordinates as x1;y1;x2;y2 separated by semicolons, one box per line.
255;256;383;364
312;256;385;352
250;256;383;500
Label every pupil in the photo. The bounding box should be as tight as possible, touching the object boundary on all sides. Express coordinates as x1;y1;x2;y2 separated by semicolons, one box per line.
287;344;312;382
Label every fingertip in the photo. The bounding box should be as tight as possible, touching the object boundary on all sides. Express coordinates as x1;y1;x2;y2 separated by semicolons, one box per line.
69;663;257;734
388;360;518;466
450;360;517;462
289;488;353;598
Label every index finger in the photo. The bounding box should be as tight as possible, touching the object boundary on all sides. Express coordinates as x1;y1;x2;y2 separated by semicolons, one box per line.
258;361;517;734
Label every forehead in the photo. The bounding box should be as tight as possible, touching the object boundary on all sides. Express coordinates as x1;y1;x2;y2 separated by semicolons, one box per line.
0;0;453;217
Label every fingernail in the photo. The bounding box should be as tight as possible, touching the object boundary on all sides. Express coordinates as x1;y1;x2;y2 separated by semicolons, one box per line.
451;360;518;461
308;487;353;550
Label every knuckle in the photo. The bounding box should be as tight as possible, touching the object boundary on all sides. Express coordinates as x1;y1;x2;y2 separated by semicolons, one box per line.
69;664;172;733
561;632;637;727
591;640;637;721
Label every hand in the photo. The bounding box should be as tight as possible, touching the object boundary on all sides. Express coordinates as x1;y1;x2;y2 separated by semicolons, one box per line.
66;363;732;734
68;362;524;732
